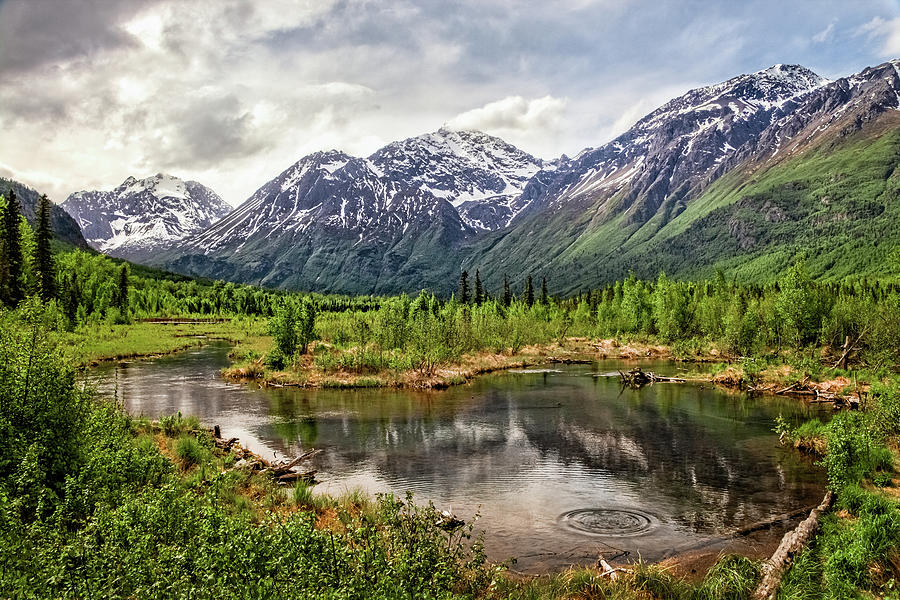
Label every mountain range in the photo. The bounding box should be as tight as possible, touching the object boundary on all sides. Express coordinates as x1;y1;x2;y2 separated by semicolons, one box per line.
58;59;900;295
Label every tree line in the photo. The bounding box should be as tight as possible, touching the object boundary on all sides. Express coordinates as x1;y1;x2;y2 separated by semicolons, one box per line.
458;269;548;307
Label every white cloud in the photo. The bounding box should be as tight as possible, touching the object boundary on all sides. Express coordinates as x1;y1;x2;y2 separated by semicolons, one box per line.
812;21;836;44
447;95;567;134
857;16;900;57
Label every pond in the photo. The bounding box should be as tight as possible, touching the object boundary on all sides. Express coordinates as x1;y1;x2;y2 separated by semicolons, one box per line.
90;341;827;572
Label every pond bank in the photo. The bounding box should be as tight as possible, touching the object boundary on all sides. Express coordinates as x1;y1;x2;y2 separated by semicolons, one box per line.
222;336;716;389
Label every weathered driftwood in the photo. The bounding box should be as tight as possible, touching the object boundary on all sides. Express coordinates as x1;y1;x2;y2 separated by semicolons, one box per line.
435;508;465;531
269;449;322;475
276;470;317;483
215;437;240;451
751;491;833;600
597;553;619;581
211;426;321;485
754;377;860;410
618;367;687;388
595;553;633;579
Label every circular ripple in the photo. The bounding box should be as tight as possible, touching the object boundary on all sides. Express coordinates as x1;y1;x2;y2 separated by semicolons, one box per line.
560;508;654;536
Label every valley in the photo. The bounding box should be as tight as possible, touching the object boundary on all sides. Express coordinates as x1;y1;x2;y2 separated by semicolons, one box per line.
2;39;900;600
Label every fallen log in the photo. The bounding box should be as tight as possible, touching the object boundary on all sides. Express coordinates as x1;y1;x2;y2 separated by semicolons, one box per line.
215;437;240;451
270;449;322;475
210;427;320;483
619;367;688;388
751;491;833;600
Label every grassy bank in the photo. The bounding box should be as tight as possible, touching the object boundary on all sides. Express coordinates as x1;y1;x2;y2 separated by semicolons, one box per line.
222;335;686;389
58;318;267;367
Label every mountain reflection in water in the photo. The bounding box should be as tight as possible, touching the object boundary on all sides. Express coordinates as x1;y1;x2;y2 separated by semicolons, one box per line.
92;342;826;571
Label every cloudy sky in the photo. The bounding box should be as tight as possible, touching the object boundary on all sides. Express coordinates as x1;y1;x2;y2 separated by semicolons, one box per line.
2;0;900;206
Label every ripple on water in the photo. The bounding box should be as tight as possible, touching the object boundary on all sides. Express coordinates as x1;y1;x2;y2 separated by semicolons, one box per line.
559;508;655;536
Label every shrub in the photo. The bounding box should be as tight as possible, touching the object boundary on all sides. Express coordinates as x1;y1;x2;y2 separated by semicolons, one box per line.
0;302;91;514
175;435;205;468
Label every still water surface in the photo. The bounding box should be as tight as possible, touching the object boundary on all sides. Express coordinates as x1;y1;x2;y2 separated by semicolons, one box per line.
91;341;827;571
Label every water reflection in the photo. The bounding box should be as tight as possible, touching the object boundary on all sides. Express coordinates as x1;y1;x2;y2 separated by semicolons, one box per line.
91;342;827;571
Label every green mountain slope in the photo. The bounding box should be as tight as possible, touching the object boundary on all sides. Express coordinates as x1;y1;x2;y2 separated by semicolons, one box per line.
467;107;900;295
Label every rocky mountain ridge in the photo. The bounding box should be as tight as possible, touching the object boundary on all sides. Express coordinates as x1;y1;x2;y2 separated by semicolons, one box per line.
62;173;231;261
66;59;900;294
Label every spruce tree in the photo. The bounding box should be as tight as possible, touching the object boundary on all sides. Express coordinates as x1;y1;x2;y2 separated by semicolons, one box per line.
458;270;470;304
34;194;55;301
1;189;24;306
63;272;80;326
541;277;549;305
474;269;483;305
524;275;534;307
116;263;130;312
502;275;511;307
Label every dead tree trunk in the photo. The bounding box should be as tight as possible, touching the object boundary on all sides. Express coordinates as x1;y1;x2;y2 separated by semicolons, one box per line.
752;491;833;600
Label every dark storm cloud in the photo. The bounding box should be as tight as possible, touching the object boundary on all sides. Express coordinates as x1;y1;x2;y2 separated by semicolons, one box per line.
0;0;156;75
156;95;271;169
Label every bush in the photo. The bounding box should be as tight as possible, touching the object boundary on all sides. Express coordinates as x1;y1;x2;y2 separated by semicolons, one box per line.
175;435;205;468
0;301;91;515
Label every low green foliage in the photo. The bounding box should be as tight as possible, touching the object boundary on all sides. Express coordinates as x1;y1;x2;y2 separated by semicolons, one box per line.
174;435;206;468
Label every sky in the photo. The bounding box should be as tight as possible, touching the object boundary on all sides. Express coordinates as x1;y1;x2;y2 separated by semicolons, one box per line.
2;0;900;206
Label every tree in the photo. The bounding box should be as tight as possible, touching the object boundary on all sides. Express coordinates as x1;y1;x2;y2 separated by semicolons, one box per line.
34;194;55;301
524;275;534;307
458;270;470;304
502;275;511;307
775;260;826;346
651;273;693;342
61;271;80;327
474;269;483;305
621;271;652;333
116;263;129;312
268;302;299;367
540;277;549;305
1;189;25;307
297;298;317;354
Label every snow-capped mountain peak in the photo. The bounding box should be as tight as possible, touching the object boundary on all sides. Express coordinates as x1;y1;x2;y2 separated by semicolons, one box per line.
62;173;231;261
369;127;544;229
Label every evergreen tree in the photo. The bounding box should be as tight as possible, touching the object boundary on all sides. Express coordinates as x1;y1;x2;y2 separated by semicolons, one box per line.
502;275;511;307
1;189;24;307
458;270;470;304
34;194;55;301
474;269;483;305
62;272;80;326
116;263;130;312
524;275;534;307
540;277;549;305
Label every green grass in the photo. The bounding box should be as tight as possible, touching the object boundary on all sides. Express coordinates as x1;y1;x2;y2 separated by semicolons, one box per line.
174;434;206;468
59;320;261;366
